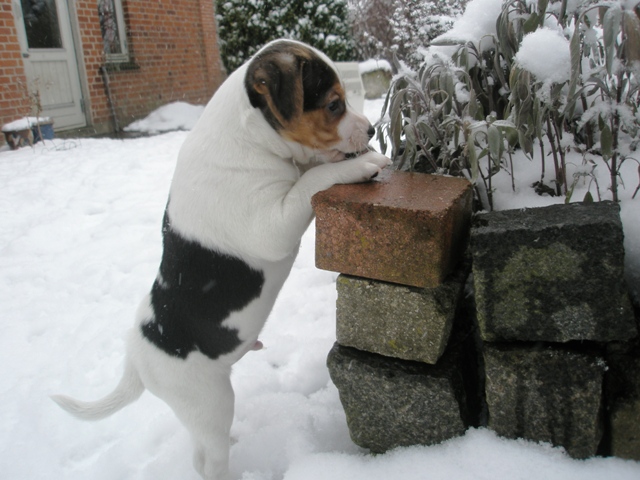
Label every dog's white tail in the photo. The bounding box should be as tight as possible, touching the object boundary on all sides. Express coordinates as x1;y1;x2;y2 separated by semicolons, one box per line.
51;358;145;421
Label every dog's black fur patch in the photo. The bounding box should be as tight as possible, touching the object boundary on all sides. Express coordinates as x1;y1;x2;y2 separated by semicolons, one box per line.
301;58;337;112
246;53;299;124
245;41;340;130
141;210;265;360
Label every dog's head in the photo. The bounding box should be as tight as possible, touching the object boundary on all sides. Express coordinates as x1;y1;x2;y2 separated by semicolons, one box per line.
245;40;374;162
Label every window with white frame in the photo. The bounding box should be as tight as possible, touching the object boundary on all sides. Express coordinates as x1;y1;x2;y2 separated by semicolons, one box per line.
98;0;128;62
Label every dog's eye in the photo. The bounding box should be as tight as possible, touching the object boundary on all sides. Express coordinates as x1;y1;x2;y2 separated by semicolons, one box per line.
326;100;343;115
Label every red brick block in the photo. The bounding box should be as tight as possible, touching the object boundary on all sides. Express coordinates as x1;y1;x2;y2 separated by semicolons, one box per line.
312;170;473;288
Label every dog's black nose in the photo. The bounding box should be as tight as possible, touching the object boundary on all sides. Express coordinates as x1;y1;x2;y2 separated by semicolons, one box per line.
367;124;375;139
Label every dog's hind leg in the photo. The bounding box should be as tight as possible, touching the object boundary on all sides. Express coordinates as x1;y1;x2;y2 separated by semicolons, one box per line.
141;351;235;480
187;372;234;480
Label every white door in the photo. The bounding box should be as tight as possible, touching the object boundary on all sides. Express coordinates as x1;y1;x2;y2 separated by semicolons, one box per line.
13;0;86;130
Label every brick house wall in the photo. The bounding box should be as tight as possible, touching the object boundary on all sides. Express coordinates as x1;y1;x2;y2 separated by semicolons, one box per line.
0;2;32;127
1;0;225;144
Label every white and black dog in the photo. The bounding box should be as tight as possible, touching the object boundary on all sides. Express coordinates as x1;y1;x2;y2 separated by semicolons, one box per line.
52;39;390;479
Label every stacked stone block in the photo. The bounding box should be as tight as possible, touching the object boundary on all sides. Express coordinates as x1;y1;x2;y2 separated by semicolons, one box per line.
314;172;639;459
314;170;472;288
483;344;605;458
604;339;640;460
327;330;470;453
335;268;467;364
471;201;638;459
312;170;475;452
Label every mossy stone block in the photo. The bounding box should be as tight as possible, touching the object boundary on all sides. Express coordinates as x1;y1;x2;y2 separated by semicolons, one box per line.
484;344;605;459
471;202;636;342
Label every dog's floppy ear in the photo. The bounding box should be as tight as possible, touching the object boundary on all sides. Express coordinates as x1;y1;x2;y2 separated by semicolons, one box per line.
245;50;303;129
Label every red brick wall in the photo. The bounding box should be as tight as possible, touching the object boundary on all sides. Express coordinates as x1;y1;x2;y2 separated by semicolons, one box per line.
75;0;111;129
0;2;32;136
1;0;224;142
76;0;225;132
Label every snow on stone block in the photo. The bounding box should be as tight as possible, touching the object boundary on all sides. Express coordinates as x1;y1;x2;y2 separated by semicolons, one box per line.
335;261;468;364
312;170;473;289
359;59;393;99
484;344;605;459
358;59;392;75
471;201;636;343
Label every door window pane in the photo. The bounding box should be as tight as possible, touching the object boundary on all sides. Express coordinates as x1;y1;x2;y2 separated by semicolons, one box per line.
21;0;63;49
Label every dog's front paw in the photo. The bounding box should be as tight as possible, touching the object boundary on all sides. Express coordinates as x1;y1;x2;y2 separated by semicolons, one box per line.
304;152;391;191
359;151;393;169
350;151;392;182
363;151;392;178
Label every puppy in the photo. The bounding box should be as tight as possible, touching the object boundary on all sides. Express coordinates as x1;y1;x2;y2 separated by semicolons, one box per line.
52;39;390;480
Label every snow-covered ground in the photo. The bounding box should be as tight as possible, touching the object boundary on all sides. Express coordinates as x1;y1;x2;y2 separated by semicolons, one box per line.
123;102;205;134
1;96;638;479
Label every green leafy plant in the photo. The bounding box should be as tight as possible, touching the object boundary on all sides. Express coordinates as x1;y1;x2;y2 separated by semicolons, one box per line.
378;38;517;210
565;1;640;202
379;0;640;209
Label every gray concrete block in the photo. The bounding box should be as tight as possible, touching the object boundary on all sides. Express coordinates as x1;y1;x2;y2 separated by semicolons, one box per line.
484;344;605;458
336;263;468;364
471;202;636;342
361;69;392;99
327;301;483;453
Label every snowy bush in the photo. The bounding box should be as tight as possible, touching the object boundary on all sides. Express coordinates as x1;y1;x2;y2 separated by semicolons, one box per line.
348;0;396;60
349;0;467;64
378;0;640;209
216;0;356;72
390;0;468;67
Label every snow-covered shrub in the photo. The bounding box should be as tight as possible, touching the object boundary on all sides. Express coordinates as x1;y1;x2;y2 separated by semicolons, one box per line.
378;45;518;210
565;1;640;202
348;0;395;61
379;0;640;209
349;0;467;64
216;0;356;72
390;0;467;67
